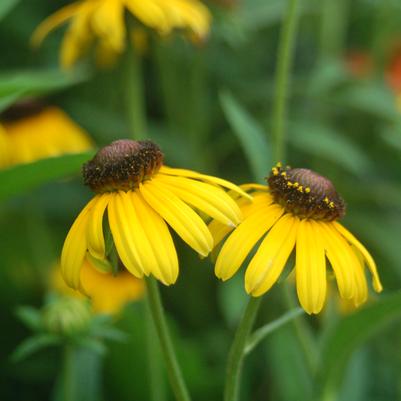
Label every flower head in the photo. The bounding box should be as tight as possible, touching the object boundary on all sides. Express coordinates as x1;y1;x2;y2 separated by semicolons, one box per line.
32;0;212;68
61;139;248;290
1;100;93;167
211;163;382;314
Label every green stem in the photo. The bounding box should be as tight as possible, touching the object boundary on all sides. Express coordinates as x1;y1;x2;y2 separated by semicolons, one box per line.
125;43;147;140
145;297;167;401
145;277;191;401
319;0;348;61
63;344;75;401
282;284;317;374
272;0;300;162
224;297;262;401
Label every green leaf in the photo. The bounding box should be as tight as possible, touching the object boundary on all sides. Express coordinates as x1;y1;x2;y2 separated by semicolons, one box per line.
0;68;90;107
75;338;107;356
15;306;42;331
0;0;20;20
336;82;400;121
317;291;401;400
288;122;371;175
219;90;271;181
0;151;95;200
11;334;61;362
245;308;304;354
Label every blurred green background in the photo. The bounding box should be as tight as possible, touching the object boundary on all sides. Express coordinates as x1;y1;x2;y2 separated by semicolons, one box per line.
1;0;401;400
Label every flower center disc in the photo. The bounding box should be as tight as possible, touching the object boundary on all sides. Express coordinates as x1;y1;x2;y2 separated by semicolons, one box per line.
267;164;345;221
83;139;164;193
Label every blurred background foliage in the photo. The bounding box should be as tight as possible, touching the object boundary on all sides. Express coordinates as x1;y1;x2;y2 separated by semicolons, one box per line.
1;0;401;400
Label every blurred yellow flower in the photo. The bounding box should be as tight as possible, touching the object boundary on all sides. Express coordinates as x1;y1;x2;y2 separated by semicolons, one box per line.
211;164;382;315
61;139;248;290
52;261;144;314
32;0;212;69
0;124;11;168
1;102;93;166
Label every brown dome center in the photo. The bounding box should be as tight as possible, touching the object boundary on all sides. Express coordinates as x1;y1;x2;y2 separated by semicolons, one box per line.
267;164;345;221
83;139;164;193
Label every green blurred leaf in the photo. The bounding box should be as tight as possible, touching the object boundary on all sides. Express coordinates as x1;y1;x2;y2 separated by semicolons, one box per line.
0;68;90;105
336;82;400;121
0;151;95;200
219;90;270;181
11;334;61;362
16;306;42;331
317;291;401;400
0;0;20;20
288;122;371;175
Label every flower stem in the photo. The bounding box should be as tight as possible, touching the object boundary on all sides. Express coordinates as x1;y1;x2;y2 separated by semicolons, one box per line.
63;344;75;401
125;43;147;140
145;277;191;401
224;296;262;401
145;297;167;401
272;0;300;162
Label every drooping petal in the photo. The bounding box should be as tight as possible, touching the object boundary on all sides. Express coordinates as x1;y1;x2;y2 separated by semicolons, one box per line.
124;0;170;34
61;197;97;289
245;214;299;297
159;166;252;200
140;180;213;256
91;0;125;52
60;2;96;68
156;174;242;226
86;193;110;260
31;2;82;47
131;192;179;285
295;220;327;314
317;222;355;300
333;222;383;292
215;204;284;281
107;192;145;278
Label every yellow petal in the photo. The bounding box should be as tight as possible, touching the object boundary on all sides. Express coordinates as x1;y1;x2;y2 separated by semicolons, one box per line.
333;222;382;293
131;192;179;285
31;2;81;47
295;220;327;314
107;192;145;278
140;179;213;256
215;204;284;280
156;174;242;226
124;0;170;34
159;166;252;200
86;194;110;260
91;0;125;52
61;198;96;289
60;2;95;68
209;192;273;249
245;214;298;296
317;222;354;299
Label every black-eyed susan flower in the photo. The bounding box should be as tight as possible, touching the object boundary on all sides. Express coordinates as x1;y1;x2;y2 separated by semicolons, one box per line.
52;261;144;315
1;100;93;166
62;139;247;290
32;0;211;69
211;163;383;315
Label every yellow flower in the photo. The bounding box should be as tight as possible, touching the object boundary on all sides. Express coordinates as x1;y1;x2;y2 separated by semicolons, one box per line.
32;0;212;69
52;261;144;314
1;101;93;166
211;164;383;315
61;139;248;290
